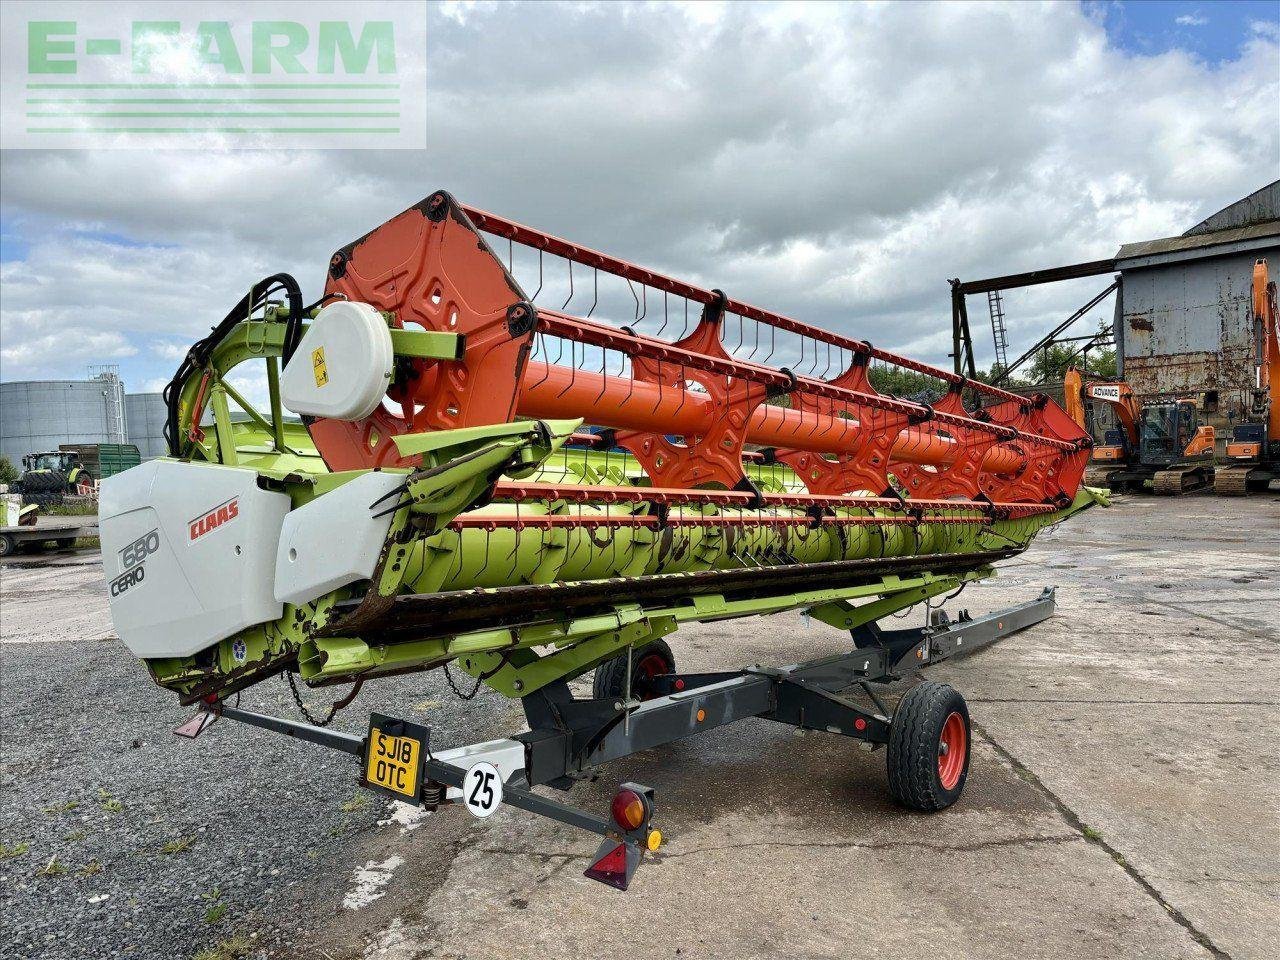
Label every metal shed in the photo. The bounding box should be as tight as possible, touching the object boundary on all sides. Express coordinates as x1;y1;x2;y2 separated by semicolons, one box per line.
1113;180;1279;424
949;180;1279;451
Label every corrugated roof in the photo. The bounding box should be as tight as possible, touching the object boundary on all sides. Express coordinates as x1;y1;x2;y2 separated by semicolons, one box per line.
1183;180;1279;236
1115;218;1279;262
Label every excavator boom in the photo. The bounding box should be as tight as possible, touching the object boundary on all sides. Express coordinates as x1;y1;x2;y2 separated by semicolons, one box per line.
1255;258;1279;441
1217;258;1280;494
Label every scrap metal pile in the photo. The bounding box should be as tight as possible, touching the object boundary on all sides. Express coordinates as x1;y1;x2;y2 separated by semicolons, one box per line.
101;190;1102;707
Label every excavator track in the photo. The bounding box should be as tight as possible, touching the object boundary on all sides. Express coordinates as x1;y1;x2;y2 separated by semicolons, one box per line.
1213;466;1253;496
1215;465;1278;495
1152;467;1210;496
1084;465;1117;487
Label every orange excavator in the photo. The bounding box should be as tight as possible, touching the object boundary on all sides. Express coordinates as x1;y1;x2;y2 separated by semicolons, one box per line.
1065;370;1216;495
1214;258;1279;495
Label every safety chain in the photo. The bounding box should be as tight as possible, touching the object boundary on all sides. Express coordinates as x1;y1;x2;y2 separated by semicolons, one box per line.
284;670;363;727
442;662;486;701
442;653;514;701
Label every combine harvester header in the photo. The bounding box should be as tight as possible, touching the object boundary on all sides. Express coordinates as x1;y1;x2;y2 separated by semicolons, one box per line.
102;191;1104;888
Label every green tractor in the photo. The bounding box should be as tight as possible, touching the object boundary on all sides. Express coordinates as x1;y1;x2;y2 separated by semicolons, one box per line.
18;451;94;506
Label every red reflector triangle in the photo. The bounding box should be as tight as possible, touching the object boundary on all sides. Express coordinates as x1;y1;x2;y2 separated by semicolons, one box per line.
583;841;630;890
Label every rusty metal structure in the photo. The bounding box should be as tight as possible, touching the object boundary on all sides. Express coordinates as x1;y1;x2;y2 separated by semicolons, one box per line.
952;180;1280;460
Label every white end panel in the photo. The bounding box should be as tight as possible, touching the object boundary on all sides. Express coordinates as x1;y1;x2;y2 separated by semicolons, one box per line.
274;472;404;606
280;301;393;420
99;461;290;658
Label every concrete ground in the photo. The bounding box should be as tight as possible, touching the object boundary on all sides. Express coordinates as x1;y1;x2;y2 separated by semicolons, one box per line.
1;494;1277;960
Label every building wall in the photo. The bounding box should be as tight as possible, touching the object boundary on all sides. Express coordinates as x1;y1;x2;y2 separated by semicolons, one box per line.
1;382;171;468
0;380;122;467
1118;245;1278;420
125;393;169;460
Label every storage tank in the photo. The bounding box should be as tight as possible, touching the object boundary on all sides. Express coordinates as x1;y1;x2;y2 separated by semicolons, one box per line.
0;379;125;467
125;392;169;460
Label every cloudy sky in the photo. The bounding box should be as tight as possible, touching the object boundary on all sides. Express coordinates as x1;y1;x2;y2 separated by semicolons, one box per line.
1;0;1277;398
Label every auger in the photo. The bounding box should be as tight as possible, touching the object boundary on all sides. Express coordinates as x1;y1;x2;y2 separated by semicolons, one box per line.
101;191;1106;888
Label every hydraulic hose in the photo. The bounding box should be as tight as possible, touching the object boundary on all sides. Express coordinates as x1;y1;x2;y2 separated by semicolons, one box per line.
162;274;303;456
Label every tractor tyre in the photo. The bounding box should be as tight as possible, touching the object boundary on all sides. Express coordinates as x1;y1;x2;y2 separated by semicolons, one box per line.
22;472;56;492
887;681;971;812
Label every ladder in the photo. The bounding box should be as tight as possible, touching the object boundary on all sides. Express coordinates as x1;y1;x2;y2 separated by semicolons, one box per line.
987;290;1010;374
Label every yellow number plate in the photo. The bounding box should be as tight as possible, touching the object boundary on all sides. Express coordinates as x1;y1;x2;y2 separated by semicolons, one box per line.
365;728;421;800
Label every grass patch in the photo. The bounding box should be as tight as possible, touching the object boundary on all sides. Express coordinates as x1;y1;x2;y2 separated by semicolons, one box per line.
78;859;103;877
45;501;97;516
1082;825;1103;841
340;792;370;813
193;933;252;960
97;788;123;814
64;830;86;843
161;836;194;855
204;902;229;924
43;800;80;814
36;854;67;877
0;841;31;861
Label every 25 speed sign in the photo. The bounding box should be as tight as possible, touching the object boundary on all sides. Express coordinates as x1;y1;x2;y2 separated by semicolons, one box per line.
462;761;503;818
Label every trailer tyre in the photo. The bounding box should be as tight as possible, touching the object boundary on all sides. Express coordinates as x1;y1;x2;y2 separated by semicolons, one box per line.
887;681;970;812
0;534;13;558
593;639;676;702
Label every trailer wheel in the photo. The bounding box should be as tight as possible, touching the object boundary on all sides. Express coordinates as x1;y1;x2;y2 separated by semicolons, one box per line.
0;534;13;558
887;681;971;812
593;639;676;702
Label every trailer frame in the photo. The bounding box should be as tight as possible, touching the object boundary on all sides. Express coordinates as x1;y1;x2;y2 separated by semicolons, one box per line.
189;587;1056;890
0;519;96;558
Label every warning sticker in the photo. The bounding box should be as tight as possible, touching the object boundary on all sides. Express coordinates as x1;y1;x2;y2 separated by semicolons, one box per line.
312;346;329;387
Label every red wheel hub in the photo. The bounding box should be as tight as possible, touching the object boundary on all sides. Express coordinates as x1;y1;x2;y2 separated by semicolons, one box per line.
633;652;670;701
937;711;967;790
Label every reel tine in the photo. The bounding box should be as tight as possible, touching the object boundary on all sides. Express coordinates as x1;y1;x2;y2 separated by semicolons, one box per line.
627;277;640;326
558;341;579;399
562;259;574;310
529;331;552;391
505;503;522;561
622;349;637;407
730;312;745;356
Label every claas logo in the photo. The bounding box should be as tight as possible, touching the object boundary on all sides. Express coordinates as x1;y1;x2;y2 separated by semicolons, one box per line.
189;498;240;541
